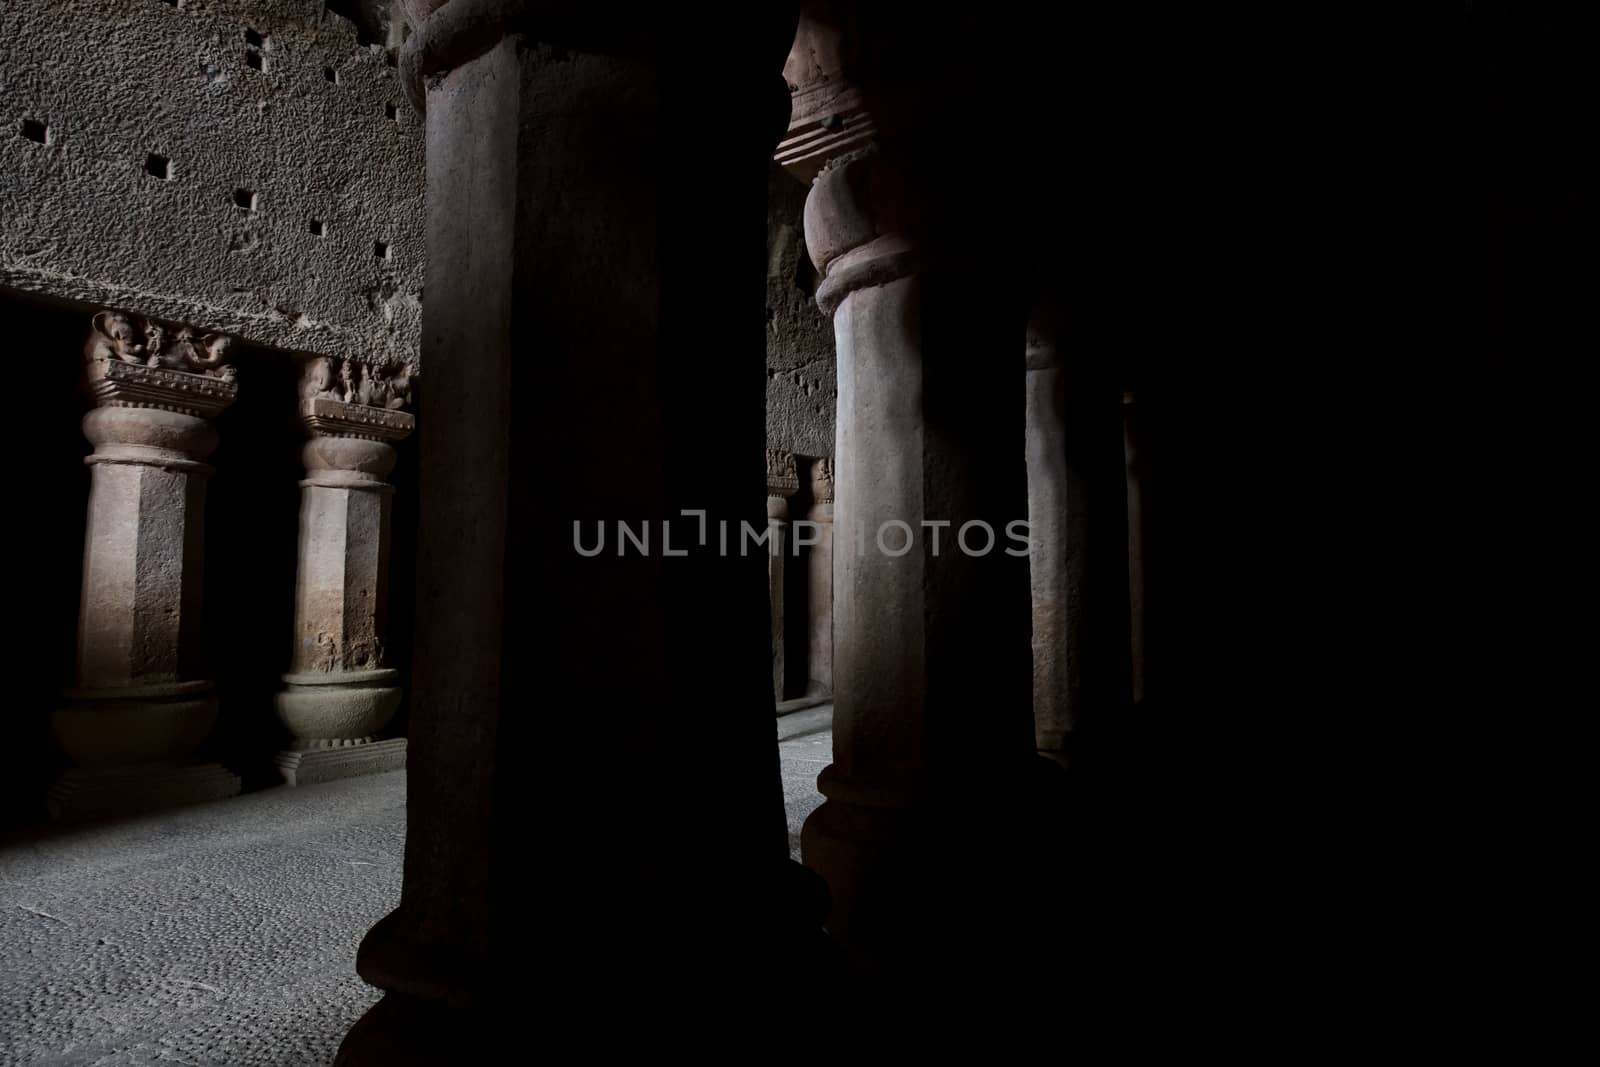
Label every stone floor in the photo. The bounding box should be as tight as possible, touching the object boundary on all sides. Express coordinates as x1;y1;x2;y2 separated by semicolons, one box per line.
777;702;832;860
0;714;831;1066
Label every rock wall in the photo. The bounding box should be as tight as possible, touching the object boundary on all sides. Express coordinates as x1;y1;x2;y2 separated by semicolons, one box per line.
766;163;836;459
0;0;423;370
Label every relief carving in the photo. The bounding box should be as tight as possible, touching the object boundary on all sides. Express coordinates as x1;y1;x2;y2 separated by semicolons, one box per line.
312;631;386;674
83;311;146;364
766;448;800;497
302;355;414;411
810;457;834;503
83;310;238;382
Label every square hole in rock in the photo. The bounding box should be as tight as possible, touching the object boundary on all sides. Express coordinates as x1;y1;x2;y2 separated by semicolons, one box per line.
145;153;171;179
233;188;257;211
244;28;265;46
385;103;399;121
373;241;391;260
310;220;327;237
324;67;339;84
21;119;48;144
246;51;265;71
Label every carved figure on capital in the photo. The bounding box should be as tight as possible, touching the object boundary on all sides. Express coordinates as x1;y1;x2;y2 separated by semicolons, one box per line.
302;355;415;412
83;311;146;365
82;310;239;382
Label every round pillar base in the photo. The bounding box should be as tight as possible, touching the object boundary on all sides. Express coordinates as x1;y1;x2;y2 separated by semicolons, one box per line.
274;669;402;743
51;680;218;768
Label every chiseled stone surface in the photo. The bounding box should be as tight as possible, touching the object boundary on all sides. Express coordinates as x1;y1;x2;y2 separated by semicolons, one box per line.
0;747;828;1062
0;773;404;1066
0;0;423;370
766;164;837;460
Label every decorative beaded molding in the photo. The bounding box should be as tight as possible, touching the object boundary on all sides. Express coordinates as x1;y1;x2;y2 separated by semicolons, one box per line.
86;358;238;419
302;396;415;441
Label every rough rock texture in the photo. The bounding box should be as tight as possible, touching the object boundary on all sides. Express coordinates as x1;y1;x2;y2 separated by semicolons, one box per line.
766;162;836;460
0;773;404;1066
0;0;424;370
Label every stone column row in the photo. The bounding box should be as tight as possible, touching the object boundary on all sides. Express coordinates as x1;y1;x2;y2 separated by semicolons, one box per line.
49;310;414;820
766;450;836;707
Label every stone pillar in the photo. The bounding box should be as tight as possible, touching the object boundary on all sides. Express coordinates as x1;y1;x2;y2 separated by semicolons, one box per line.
783;15;1035;962
49;311;242;819
805;457;834;695
766;448;799;702
274;357;415;785
1125;388;1148;706
1024;298;1134;765
1025;304;1074;758
338;7;815;1060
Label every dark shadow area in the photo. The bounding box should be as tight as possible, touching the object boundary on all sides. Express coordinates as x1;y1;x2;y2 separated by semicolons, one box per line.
1;291;90;831
203;347;302;790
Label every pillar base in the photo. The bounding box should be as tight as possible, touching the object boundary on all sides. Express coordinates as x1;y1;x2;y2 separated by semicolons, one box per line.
275;670;402;740
276;738;407;786
801;794;924;959
51;681;218;768
47;762;240;821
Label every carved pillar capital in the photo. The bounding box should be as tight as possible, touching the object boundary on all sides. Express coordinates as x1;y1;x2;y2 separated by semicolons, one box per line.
776;2;877;183
298;357;416;486
766;448;800;500
1025;302;1060;372
81;309;241;470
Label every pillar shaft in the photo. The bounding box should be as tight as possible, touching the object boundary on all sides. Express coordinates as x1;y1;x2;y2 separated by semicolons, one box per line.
794;142;1034;958
1023;302;1134;762
805;457;834;695
340;8;813;1058
1025;308;1074;755
767;449;799;702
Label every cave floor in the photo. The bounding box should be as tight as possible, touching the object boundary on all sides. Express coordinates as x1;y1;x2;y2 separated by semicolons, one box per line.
0;715;830;1066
